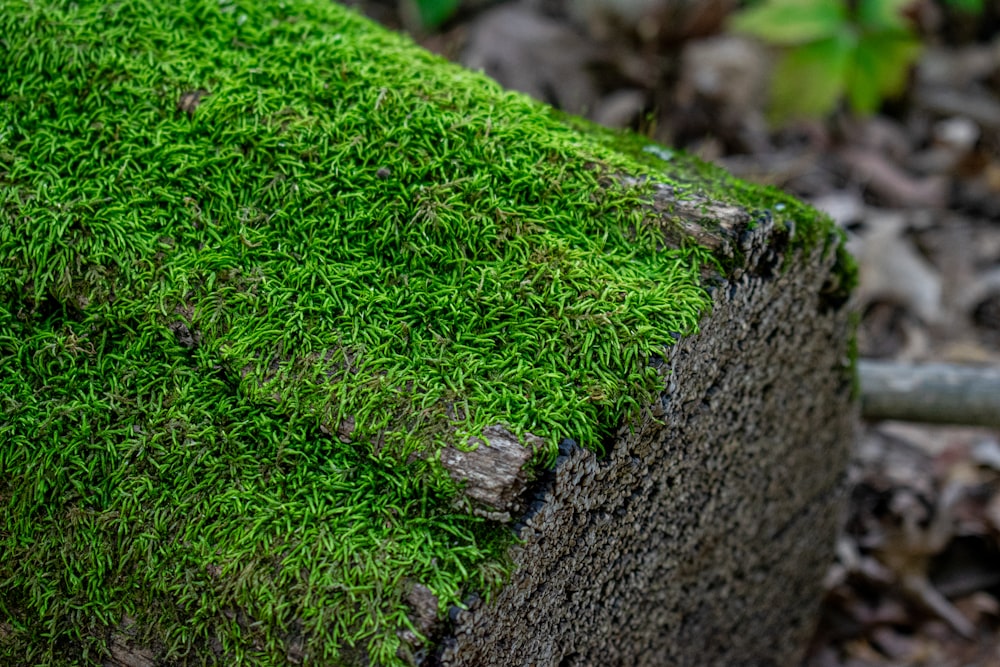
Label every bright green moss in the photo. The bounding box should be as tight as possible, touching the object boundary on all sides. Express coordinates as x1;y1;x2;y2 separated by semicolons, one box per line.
0;0;851;664
559;110;856;277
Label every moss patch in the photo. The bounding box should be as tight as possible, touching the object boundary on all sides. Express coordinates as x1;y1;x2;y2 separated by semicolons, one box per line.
560;111;856;279
0;0;850;664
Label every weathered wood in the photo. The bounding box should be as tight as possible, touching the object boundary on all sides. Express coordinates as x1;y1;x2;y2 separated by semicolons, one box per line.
440;425;540;520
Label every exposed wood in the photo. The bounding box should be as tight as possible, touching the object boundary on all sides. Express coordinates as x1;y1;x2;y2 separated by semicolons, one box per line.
440;425;540;518
104;641;156;667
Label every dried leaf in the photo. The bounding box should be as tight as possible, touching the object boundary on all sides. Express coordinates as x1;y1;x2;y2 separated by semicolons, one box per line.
461;6;600;115
850;212;944;325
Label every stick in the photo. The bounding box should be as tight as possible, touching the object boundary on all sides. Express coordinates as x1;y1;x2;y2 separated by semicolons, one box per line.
858;360;1000;428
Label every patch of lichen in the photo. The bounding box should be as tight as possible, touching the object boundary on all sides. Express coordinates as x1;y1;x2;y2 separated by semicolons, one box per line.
0;0;847;664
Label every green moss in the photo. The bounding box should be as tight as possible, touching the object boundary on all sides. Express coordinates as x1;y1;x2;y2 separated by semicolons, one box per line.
559;111;855;274
0;0;851;664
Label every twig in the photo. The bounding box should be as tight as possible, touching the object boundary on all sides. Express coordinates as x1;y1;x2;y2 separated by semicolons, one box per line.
858;360;1000;428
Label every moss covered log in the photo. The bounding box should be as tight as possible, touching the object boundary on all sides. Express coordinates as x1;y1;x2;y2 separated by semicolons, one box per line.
0;0;856;665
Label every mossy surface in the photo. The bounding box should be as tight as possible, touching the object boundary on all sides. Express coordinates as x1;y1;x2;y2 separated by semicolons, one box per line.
560;111;857;278
0;0;850;664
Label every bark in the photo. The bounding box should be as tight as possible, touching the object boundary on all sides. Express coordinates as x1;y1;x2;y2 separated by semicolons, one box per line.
440;426;541;521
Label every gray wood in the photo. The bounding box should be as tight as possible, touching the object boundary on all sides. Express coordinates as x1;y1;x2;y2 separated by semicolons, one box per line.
859;360;1000;428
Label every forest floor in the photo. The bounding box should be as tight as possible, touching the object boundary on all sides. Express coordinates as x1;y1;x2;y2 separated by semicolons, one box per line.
342;0;1000;664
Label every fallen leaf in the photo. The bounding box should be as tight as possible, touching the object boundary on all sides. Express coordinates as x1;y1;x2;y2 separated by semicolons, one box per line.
838;147;949;209
461;5;601;115
849;211;944;326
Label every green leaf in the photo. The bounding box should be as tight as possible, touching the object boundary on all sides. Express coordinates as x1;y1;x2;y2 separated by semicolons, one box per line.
845;38;882;113
944;0;983;13
413;0;460;29
730;0;847;45
768;32;854;122
857;0;916;30
846;31;922;113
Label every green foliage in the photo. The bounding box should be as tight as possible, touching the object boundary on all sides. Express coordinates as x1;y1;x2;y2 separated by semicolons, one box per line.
731;0;923;121
409;0;460;30
944;0;983;12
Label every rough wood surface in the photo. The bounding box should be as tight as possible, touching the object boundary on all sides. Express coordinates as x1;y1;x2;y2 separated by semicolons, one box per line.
436;200;856;667
440;425;541;519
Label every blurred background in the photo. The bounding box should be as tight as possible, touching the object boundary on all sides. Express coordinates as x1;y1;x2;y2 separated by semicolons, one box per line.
334;1;1000;664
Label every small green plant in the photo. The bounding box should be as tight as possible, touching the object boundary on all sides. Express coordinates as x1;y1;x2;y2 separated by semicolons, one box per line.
944;0;983;12
730;0;923;122
406;0;459;30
